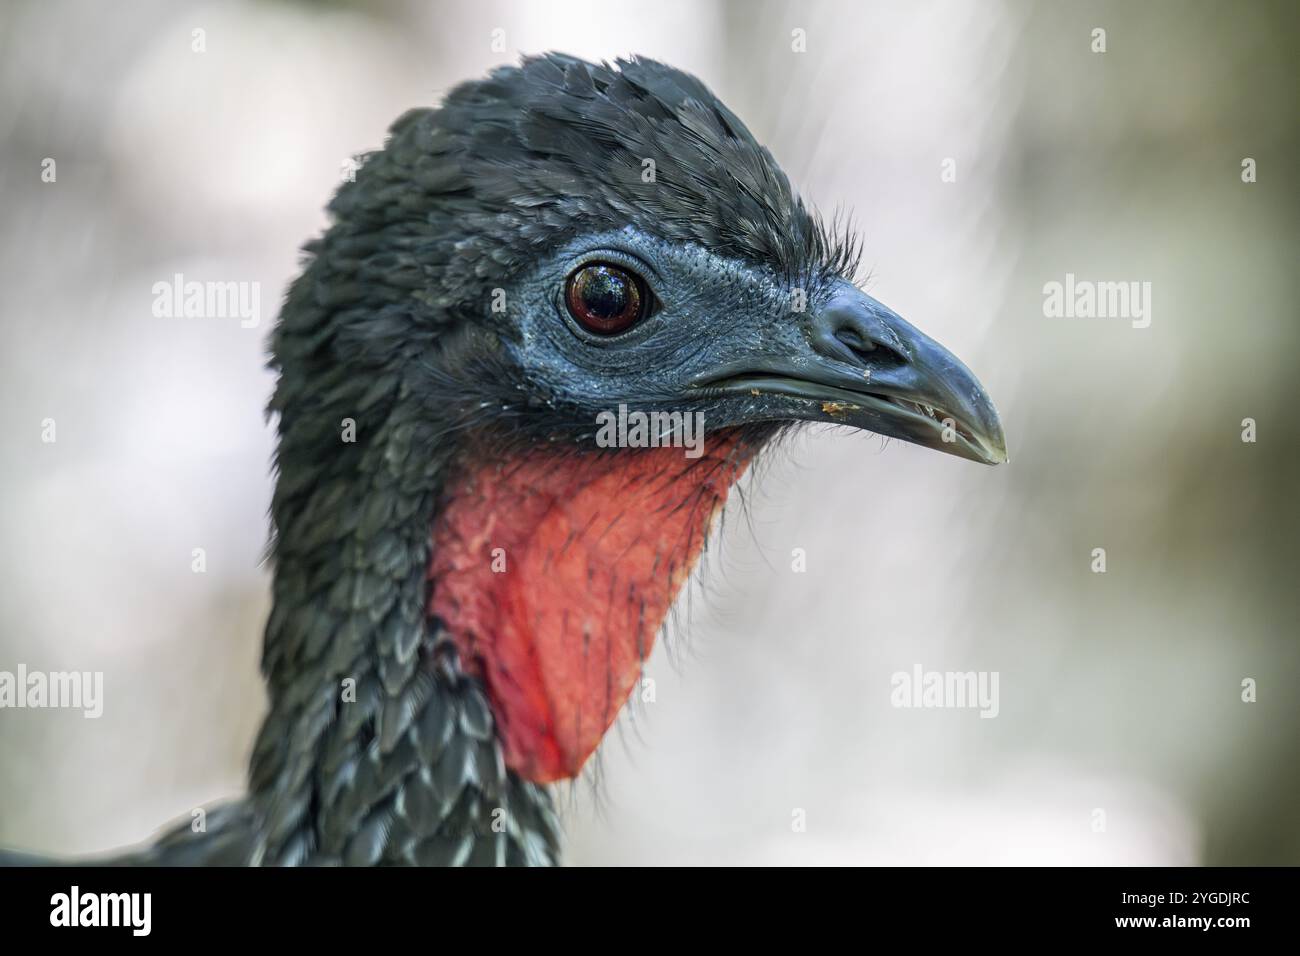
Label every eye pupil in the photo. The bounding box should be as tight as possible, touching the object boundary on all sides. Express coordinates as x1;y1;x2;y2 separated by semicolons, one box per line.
565;263;646;334
578;268;629;318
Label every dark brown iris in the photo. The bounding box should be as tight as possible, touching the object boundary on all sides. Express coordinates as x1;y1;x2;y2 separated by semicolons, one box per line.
564;263;646;335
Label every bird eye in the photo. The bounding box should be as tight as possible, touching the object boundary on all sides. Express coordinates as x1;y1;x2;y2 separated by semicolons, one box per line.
564;263;650;335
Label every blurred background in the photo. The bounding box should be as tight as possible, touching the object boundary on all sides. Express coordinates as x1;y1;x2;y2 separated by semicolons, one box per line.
1;0;1296;865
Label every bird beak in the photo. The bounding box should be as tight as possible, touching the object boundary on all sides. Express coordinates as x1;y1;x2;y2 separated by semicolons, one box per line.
692;284;1008;464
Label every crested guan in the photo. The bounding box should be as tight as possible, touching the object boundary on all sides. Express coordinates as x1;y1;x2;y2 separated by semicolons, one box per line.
5;53;1006;866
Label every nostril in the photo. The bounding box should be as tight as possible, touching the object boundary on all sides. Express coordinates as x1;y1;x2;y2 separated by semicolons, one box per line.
833;327;906;367
811;294;912;369
834;328;872;353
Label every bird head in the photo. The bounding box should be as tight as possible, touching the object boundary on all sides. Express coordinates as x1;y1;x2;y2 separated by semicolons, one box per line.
268;54;1006;790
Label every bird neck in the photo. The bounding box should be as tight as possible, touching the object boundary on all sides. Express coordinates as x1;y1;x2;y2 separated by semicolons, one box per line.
245;330;559;861
249;370;756;863
249;348;759;866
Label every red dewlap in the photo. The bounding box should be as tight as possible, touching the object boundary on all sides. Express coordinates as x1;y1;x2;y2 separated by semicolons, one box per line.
429;434;750;783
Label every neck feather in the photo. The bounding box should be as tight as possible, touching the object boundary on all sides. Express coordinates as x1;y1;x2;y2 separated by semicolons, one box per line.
249;389;564;864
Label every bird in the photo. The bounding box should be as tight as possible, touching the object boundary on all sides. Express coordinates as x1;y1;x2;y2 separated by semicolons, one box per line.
4;53;1005;867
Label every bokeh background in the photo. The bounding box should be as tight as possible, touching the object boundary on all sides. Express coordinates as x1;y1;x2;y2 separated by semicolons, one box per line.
1;0;1296;865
